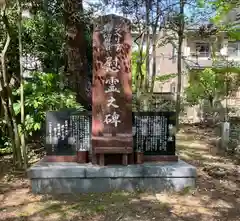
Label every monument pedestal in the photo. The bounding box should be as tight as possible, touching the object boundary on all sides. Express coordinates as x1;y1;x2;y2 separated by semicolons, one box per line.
76;151;89;163
43;155;76;162
135;152;144;164
144;155;178;162
27;159;197;194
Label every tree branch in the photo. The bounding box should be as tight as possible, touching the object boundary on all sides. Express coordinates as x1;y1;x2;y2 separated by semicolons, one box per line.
0;4;11;90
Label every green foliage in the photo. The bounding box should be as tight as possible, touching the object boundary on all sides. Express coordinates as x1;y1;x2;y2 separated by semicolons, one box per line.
131;50;146;90
210;0;240;24
131;51;177;92
155;73;177;82
0;0;93;156
22;11;64;73
227;28;240;41
210;0;240;40
185;67;240;105
0;136;11;153
185;68;223;105
13;72;82;136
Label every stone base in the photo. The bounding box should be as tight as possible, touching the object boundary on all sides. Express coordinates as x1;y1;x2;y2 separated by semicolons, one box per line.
27;160;197;194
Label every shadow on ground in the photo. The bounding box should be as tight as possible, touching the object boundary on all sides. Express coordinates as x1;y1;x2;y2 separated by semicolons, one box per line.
0;189;209;221
176;125;240;221
0;125;239;221
2;190;238;221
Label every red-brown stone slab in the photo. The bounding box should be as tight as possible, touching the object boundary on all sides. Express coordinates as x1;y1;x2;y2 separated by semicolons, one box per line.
92;14;133;164
76;151;89;163
42;155;77;162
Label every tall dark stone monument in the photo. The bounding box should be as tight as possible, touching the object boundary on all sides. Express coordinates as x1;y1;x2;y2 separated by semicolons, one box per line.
92;14;133;165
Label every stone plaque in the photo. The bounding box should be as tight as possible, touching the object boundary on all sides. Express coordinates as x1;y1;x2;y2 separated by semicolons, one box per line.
46;110;91;155
92;14;132;150
70;112;92;151
133;112;176;155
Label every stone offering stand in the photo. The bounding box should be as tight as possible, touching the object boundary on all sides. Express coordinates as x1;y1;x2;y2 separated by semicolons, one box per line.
28;14;196;194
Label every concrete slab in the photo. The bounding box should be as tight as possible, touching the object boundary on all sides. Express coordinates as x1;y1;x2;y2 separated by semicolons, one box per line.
27;160;197;193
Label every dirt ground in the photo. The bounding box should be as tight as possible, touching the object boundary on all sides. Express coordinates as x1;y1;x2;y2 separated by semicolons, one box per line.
0;125;239;221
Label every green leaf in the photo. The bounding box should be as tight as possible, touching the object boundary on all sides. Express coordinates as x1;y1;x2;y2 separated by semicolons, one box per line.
33;123;41;131
13;102;21;115
33;100;40;108
155;74;177;82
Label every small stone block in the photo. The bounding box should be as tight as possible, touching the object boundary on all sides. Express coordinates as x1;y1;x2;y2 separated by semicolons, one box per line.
99;154;104;166
122;154;128;165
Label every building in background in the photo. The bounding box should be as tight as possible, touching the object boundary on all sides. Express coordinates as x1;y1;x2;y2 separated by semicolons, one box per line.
153;26;240;95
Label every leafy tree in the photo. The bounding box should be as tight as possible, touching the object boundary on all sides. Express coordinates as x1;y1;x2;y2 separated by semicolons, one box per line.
185;67;240;106
0;0;23;168
185;68;222;106
22;10;65;73
210;0;240;40
0;0;92;168
13;72;82;137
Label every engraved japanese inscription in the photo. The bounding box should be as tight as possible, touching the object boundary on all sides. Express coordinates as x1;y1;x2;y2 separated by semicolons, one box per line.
46;111;91;155
92;14;132;150
133;112;176;155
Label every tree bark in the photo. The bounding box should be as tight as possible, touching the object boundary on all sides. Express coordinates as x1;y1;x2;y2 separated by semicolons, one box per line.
0;4;23;168
175;0;185;131
17;0;27;169
64;0;91;110
150;0;161;93
135;33;145;93
144;0;150;92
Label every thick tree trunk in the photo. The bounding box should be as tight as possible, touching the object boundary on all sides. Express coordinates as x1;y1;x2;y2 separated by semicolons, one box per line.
64;0;91;110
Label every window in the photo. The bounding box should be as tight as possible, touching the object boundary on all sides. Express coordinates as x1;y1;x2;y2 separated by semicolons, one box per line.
170;83;176;93
195;42;210;57
228;41;240;57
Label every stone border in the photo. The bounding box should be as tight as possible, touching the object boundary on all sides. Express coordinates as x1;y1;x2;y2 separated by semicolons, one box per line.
28;160;196;193
28;160;196;179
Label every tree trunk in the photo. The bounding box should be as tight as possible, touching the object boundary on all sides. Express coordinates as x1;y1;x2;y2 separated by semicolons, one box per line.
64;0;91;110
17;0;27;169
135;33;145;93
175;0;185;131
0;4;23;168
0;95;17;162
144;0;150;92
150;1;160;93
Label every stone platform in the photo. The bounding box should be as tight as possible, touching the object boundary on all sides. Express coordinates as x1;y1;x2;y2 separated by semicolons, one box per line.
27;160;197;194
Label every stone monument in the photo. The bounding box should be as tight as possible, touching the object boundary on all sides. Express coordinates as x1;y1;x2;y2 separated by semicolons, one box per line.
45;110;91;163
91;15;133;166
133;111;178;163
27;14;197;194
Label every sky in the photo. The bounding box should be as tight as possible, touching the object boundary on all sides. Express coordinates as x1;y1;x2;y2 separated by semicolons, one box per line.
83;0;214;24
83;0;121;16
